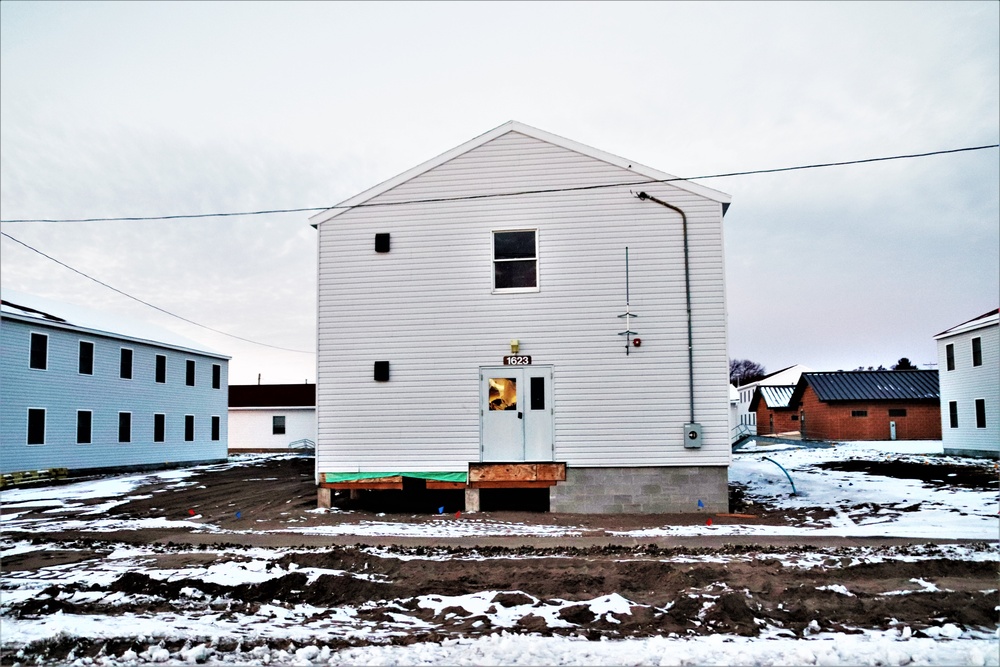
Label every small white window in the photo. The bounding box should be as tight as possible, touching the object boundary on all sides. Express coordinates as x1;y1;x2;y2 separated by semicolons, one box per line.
492;230;538;292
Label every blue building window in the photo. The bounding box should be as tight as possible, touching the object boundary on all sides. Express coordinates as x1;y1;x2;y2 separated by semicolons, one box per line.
29;333;47;370
79;341;94;375
120;348;133;380
119;412;132;443
27;409;45;445
77;410;92;444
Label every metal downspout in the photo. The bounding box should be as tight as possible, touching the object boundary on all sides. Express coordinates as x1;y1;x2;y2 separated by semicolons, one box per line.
636;191;695;424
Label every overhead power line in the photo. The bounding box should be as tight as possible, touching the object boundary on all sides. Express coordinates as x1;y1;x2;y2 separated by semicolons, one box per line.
1;143;996;224
0;231;314;355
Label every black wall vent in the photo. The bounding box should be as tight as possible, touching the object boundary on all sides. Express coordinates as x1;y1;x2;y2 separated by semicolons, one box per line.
374;361;390;381
375;233;391;253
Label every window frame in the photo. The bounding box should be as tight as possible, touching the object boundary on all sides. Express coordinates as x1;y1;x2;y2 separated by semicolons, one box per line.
972;337;982;367
76;410;93;444
491;228;539;293
155;354;167;384
272;415;286;435
948;401;958;429
186;359;196;387
975;398;986;429
212;364;221;389
945;343;955;371
29;332;48;370
78;340;95;375
118;412;132;443
27;408;46;445
211;415;221;441
851;410;868;418
184;415;195;442
120;348;134;380
154;413;166;442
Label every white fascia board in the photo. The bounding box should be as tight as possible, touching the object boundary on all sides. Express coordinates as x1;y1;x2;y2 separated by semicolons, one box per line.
0;312;231;360
309;120;732;228
933;312;999;340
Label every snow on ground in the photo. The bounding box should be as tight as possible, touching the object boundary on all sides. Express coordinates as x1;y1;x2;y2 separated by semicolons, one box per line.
1;441;998;665
617;440;999;540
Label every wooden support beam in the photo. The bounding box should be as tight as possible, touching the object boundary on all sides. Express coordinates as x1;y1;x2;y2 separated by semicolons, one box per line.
468;462;566;483
320;477;403;491
470;480;557;489
425;481;467;490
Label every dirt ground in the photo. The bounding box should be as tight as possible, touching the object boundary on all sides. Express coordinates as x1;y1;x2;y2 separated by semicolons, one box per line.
2;455;998;664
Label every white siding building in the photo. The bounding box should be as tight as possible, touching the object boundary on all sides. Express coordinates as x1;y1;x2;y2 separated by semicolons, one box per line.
229;384;316;452
311;121;733;513
934;309;999;458
0;293;229;478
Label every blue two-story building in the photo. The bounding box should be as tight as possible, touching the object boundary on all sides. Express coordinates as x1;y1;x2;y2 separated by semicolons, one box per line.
1;293;229;477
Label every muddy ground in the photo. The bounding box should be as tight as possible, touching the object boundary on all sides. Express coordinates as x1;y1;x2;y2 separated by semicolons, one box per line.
2;455;998;664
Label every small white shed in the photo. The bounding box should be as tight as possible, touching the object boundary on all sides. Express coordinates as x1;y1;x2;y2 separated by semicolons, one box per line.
228;384;316;452
310;121;733;513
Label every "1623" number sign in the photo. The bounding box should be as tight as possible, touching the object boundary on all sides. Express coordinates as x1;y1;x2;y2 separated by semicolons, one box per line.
503;355;532;365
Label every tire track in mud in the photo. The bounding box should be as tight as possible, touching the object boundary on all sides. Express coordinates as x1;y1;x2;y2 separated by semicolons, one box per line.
4;539;996;665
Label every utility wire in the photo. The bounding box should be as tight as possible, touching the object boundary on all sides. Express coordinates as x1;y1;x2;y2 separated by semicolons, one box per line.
2;142;996;353
1;144;996;224
0;231;314;355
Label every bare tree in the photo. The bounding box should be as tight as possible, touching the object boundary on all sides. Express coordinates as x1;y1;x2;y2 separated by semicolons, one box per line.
730;358;766;386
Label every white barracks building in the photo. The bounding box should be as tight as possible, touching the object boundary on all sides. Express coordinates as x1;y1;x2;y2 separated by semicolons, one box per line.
310;121;733;513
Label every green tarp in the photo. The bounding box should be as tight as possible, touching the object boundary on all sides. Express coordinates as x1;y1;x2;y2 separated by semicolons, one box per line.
323;471;467;483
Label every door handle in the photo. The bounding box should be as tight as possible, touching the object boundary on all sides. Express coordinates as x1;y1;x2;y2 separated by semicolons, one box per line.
518;412;523;419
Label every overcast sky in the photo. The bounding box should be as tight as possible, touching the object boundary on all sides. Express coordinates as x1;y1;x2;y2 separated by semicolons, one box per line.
2;1;997;385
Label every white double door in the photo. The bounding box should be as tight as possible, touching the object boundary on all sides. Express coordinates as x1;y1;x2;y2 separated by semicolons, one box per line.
480;366;553;462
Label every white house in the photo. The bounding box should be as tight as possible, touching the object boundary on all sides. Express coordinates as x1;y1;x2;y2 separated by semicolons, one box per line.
0;292;229;479
934;309;999;458
310;121;733;513
228;384;316;452
734;364;812;434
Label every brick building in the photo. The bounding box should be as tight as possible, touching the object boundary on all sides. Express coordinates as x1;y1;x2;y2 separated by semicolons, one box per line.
749;385;799;436
789;371;941;441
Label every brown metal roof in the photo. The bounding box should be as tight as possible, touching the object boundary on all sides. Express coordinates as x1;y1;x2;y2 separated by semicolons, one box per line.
229;384;315;408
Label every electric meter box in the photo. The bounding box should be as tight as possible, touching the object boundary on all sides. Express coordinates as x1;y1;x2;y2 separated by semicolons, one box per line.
683;423;703;449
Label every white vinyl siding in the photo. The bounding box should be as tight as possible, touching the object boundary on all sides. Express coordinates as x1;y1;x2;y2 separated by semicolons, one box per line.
936;318;999;455
316;131;730;473
228;407;316;450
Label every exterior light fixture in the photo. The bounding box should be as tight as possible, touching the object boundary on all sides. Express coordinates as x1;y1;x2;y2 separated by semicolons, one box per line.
510;339;520;354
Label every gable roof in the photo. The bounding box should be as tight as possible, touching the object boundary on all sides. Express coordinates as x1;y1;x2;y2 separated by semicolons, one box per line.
791;371;939;404
749;385;796;411
736;364;813;389
933;308;999;339
309;120;732;227
229;384;316;408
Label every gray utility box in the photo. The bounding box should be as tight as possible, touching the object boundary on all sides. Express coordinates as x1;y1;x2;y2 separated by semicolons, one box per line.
683;423;703;449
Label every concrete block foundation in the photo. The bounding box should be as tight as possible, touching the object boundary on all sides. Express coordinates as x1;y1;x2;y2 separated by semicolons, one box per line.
549;465;729;514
